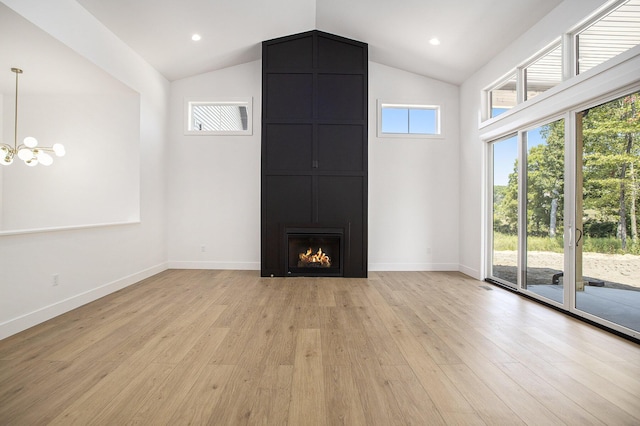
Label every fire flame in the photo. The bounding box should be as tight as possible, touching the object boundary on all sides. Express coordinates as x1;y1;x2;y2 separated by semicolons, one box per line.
299;247;331;267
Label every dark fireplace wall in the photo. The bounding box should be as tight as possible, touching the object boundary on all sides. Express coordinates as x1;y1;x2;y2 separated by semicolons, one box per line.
261;30;368;277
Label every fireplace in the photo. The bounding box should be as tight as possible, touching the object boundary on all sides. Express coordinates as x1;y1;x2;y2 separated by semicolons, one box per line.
261;30;368;277
285;227;343;276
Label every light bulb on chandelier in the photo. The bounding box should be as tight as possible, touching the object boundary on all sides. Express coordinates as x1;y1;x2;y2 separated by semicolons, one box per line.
0;68;65;166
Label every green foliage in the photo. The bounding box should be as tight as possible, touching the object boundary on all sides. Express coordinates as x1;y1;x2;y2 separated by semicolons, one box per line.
492;92;640;252
582;237;640;255
493;232;640;255
492;232;518;251
583;219;617;238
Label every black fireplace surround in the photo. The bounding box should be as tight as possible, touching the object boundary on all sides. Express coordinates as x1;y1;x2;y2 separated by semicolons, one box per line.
261;30;368;277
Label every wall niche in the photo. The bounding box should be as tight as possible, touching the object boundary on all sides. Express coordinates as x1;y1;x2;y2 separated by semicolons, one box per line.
261;30;368;277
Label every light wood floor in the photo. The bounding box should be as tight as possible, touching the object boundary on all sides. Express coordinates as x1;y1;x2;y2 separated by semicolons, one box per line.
1;270;639;425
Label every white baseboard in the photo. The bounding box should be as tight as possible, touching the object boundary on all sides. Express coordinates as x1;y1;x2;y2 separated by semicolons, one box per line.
458;264;482;280
368;262;458;272
0;263;168;340
168;260;261;270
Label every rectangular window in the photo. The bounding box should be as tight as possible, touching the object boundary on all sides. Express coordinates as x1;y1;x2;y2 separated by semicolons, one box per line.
524;44;562;101
378;102;441;137
576;0;640;75
489;73;517;118
184;97;253;135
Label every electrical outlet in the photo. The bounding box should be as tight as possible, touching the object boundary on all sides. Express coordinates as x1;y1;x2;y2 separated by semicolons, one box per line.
201;245;206;252
52;274;59;286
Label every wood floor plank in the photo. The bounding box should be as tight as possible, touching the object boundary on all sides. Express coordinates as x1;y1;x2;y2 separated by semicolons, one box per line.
433;326;565;425
439;362;526;425
207;363;266;425
289;328;326;425
392;304;462;365
356;305;407;366
252;365;294;426
317;280;337;307
166;364;236;425
321;327;352;366
323;364;367;425
382;364;446;425
150;303;227;364
476;320;640;425
348;358;406;425
1;270;639;425
1;361;119;426
49;361;175;425
363;298;479;423
497;361;608;426
126;327;230;424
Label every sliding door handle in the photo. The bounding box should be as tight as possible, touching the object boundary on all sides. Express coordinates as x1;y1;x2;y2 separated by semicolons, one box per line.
576;228;583;247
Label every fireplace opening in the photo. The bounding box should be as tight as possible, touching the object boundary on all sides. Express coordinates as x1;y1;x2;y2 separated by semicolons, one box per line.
286;228;343;276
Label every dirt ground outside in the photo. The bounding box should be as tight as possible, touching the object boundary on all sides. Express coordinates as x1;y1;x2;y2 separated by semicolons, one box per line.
493;251;640;291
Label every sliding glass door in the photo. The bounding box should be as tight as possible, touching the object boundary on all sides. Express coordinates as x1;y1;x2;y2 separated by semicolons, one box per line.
524;120;565;304
575;92;640;333
488;90;640;337
489;120;566;304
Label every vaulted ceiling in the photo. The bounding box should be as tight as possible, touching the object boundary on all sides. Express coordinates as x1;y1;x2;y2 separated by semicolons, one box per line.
76;0;566;84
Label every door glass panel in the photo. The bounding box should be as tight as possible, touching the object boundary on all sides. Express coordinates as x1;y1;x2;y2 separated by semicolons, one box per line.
576;92;640;332
525;120;565;303
492;134;519;286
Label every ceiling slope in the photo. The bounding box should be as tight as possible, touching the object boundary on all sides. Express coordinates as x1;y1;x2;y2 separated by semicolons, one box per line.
76;0;565;84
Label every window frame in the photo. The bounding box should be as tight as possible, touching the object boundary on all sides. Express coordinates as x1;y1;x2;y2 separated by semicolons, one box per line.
184;97;253;136
487;72;519;119
571;0;636;76
377;100;443;139
522;41;563;101
483;0;640;123
485;39;562;121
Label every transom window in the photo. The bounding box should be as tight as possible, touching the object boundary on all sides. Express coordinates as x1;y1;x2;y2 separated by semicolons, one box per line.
378;102;441;137
184;98;253;135
524;44;562;101
489;73;517;118
484;0;640;122
575;0;640;75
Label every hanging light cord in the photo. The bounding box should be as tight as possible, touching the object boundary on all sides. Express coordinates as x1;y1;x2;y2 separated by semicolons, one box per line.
12;67;22;151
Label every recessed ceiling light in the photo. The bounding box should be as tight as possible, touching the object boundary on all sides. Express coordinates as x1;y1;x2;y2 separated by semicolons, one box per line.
429;37;441;46
191;34;202;41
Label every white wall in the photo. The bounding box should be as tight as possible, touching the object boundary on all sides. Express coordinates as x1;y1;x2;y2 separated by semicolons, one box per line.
167;60;461;273
167;61;262;270
1;92;140;231
0;0;170;339
458;0;622;279
369;62;460;271
0;94;3;227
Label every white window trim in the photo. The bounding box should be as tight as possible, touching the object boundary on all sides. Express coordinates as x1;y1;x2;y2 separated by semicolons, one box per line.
376;100;443;139
484;38;562;121
484;71;519;121
568;0;628;39
521;39;562;100
480;43;640;136
482;0;638;123
184;97;253;136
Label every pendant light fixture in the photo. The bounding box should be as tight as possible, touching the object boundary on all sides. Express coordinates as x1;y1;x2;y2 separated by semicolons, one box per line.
0;67;65;166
